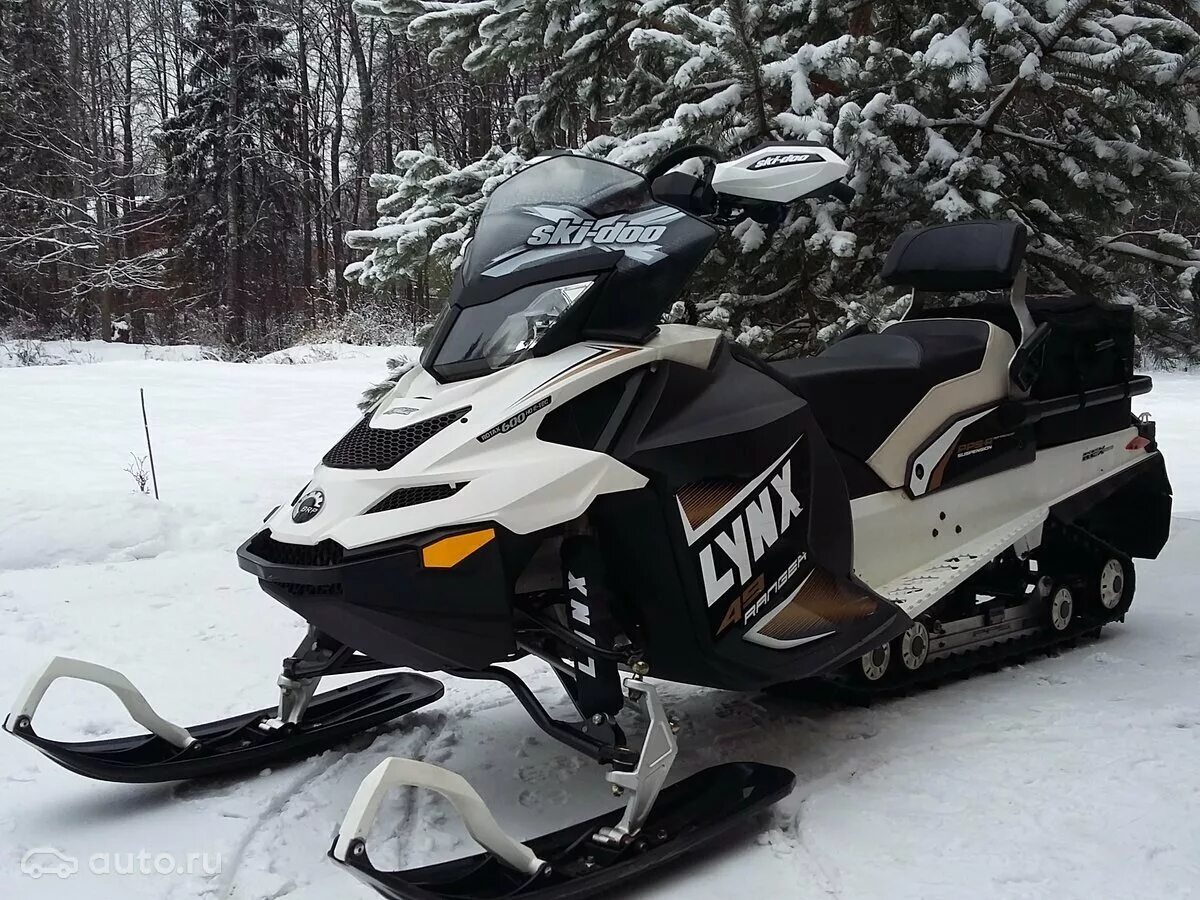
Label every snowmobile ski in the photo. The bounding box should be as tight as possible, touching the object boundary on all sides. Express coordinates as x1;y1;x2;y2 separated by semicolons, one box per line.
4;656;442;783
331;760;795;900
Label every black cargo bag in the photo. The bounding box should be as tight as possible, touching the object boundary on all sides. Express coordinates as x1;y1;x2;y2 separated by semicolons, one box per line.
1025;295;1135;399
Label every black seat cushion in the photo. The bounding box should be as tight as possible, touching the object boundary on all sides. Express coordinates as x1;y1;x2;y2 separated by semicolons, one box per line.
882;221;1026;292
770;319;992;461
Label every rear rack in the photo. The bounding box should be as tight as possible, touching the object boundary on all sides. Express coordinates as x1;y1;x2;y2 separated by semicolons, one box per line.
1000;375;1153;429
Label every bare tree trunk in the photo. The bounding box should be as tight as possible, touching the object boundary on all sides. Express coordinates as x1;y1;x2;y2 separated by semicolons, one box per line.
296;1;314;294
347;7;373;220
329;9;347;313
225;0;245;345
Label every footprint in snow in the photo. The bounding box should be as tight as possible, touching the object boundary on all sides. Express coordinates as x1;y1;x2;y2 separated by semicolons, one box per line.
1036;674;1070;686
516;735;540;758
517;789;538;808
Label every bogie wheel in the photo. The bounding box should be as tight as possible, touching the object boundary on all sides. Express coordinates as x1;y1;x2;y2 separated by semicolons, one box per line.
1093;556;1135;620
852;642;893;685
897;621;930;673
1048;585;1075;633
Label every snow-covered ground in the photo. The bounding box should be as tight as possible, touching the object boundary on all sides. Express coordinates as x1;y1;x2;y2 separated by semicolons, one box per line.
0;338;405;369
0;356;1197;900
0;339;215;368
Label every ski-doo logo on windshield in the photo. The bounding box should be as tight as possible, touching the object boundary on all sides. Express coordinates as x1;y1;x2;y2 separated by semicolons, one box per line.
292;489;325;523
482;206;685;277
527;217;666;249
748;152;822;170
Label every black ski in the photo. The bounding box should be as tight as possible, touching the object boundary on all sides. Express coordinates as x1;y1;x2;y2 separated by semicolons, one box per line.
5;672;443;783
333;762;794;900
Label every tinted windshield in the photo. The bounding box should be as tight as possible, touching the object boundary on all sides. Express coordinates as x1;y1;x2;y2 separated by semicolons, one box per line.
423;154;717;382
463;155;664;280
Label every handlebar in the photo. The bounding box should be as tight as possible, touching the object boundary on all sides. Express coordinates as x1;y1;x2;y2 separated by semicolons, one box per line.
644;144;723;182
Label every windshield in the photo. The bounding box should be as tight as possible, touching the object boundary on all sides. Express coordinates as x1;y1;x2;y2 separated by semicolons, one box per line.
464;155;665;280
423;154;716;382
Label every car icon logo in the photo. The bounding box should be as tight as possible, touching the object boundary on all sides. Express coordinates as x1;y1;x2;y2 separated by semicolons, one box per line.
21;847;79;879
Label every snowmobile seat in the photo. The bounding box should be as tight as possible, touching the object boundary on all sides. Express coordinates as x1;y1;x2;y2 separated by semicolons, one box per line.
771;318;1015;486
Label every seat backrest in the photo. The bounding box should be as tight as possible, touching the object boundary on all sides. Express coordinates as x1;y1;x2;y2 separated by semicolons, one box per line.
882;221;1027;292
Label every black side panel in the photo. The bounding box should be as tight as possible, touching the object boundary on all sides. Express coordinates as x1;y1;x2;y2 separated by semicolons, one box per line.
594;345;908;691
1051;452;1172;559
834;447;891;499
537;369;642;451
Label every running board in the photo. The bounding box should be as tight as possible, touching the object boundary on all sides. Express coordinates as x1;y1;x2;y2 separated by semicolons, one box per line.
878;507;1047;616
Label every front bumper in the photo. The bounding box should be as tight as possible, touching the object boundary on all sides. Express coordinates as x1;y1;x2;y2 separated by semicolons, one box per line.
237;529;517;672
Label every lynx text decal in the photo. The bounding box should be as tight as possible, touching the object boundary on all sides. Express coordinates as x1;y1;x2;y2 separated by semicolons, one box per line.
674;439;810;636
697;458;803;608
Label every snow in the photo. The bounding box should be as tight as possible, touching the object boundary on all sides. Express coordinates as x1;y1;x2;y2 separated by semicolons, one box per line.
0;339;213;368
0;339;408;369
982;1;1016;33
1;358;1199;899
254;343;411;366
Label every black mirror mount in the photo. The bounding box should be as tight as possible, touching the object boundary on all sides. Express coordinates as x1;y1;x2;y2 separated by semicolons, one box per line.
650;171;718;217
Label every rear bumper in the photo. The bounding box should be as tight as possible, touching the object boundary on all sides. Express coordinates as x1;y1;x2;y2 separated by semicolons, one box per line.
237;530;517;672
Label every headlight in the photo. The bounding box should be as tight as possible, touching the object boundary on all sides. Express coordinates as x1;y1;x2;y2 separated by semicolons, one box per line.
479;280;595;369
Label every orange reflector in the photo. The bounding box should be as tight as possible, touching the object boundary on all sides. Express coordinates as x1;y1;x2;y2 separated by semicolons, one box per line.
422;528;496;569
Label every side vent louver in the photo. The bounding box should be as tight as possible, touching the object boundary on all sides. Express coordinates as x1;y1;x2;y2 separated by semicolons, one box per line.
366;483;467;515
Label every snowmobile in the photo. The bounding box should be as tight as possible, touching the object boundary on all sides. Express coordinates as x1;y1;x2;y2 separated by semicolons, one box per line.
6;145;1172;899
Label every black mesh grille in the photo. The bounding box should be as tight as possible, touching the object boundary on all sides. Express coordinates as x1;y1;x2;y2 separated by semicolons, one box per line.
366;483;467;515
323;407;470;470
247;532;345;567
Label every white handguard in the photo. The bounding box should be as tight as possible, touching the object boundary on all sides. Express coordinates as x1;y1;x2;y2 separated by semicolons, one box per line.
711;144;849;204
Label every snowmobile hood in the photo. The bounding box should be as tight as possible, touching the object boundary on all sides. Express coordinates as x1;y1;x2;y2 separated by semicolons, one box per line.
262;326;721;551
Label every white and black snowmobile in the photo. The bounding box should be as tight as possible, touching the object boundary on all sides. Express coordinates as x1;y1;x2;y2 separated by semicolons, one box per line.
6;145;1172;899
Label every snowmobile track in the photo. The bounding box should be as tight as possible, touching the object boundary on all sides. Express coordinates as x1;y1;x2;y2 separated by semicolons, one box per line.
779;614;1109;707
776;521;1131;705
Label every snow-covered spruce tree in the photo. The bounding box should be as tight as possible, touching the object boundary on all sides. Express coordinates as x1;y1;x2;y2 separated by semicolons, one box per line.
157;0;299;347
346;0;646;289
346;146;526;288
350;2;1200;361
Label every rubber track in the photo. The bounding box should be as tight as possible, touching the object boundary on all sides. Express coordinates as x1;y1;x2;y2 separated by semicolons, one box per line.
781;520;1129;705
